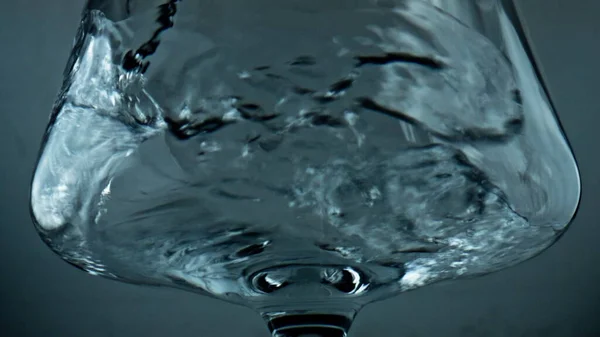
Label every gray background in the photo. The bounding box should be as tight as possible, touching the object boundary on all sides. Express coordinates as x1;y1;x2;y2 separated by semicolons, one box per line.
0;1;598;336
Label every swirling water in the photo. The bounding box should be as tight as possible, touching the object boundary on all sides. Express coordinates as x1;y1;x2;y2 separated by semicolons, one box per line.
31;0;579;308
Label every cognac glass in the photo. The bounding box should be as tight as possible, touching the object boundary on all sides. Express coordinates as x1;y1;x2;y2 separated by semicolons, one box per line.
31;0;580;336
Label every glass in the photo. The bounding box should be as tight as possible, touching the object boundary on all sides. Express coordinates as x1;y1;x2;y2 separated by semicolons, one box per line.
30;0;581;336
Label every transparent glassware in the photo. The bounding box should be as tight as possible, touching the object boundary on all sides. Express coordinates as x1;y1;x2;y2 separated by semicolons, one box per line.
30;0;580;336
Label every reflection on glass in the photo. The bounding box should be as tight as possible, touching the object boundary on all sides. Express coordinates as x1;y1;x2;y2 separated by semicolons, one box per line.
30;0;580;336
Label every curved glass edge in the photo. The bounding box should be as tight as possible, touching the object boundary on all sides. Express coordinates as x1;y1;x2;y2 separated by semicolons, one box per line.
499;0;581;231
428;0;580;228
501;0;582;232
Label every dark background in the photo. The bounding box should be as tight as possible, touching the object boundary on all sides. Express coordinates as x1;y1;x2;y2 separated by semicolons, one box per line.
1;1;598;336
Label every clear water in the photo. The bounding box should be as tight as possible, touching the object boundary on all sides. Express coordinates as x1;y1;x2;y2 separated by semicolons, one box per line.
31;0;580;310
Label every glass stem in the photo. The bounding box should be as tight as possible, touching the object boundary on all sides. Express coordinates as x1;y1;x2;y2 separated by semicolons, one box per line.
265;313;355;337
271;326;347;337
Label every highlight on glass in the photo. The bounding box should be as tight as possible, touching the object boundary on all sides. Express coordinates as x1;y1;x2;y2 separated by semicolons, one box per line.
30;0;580;336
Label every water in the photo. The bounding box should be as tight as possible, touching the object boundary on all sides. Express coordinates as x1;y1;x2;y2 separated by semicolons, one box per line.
31;0;580;311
